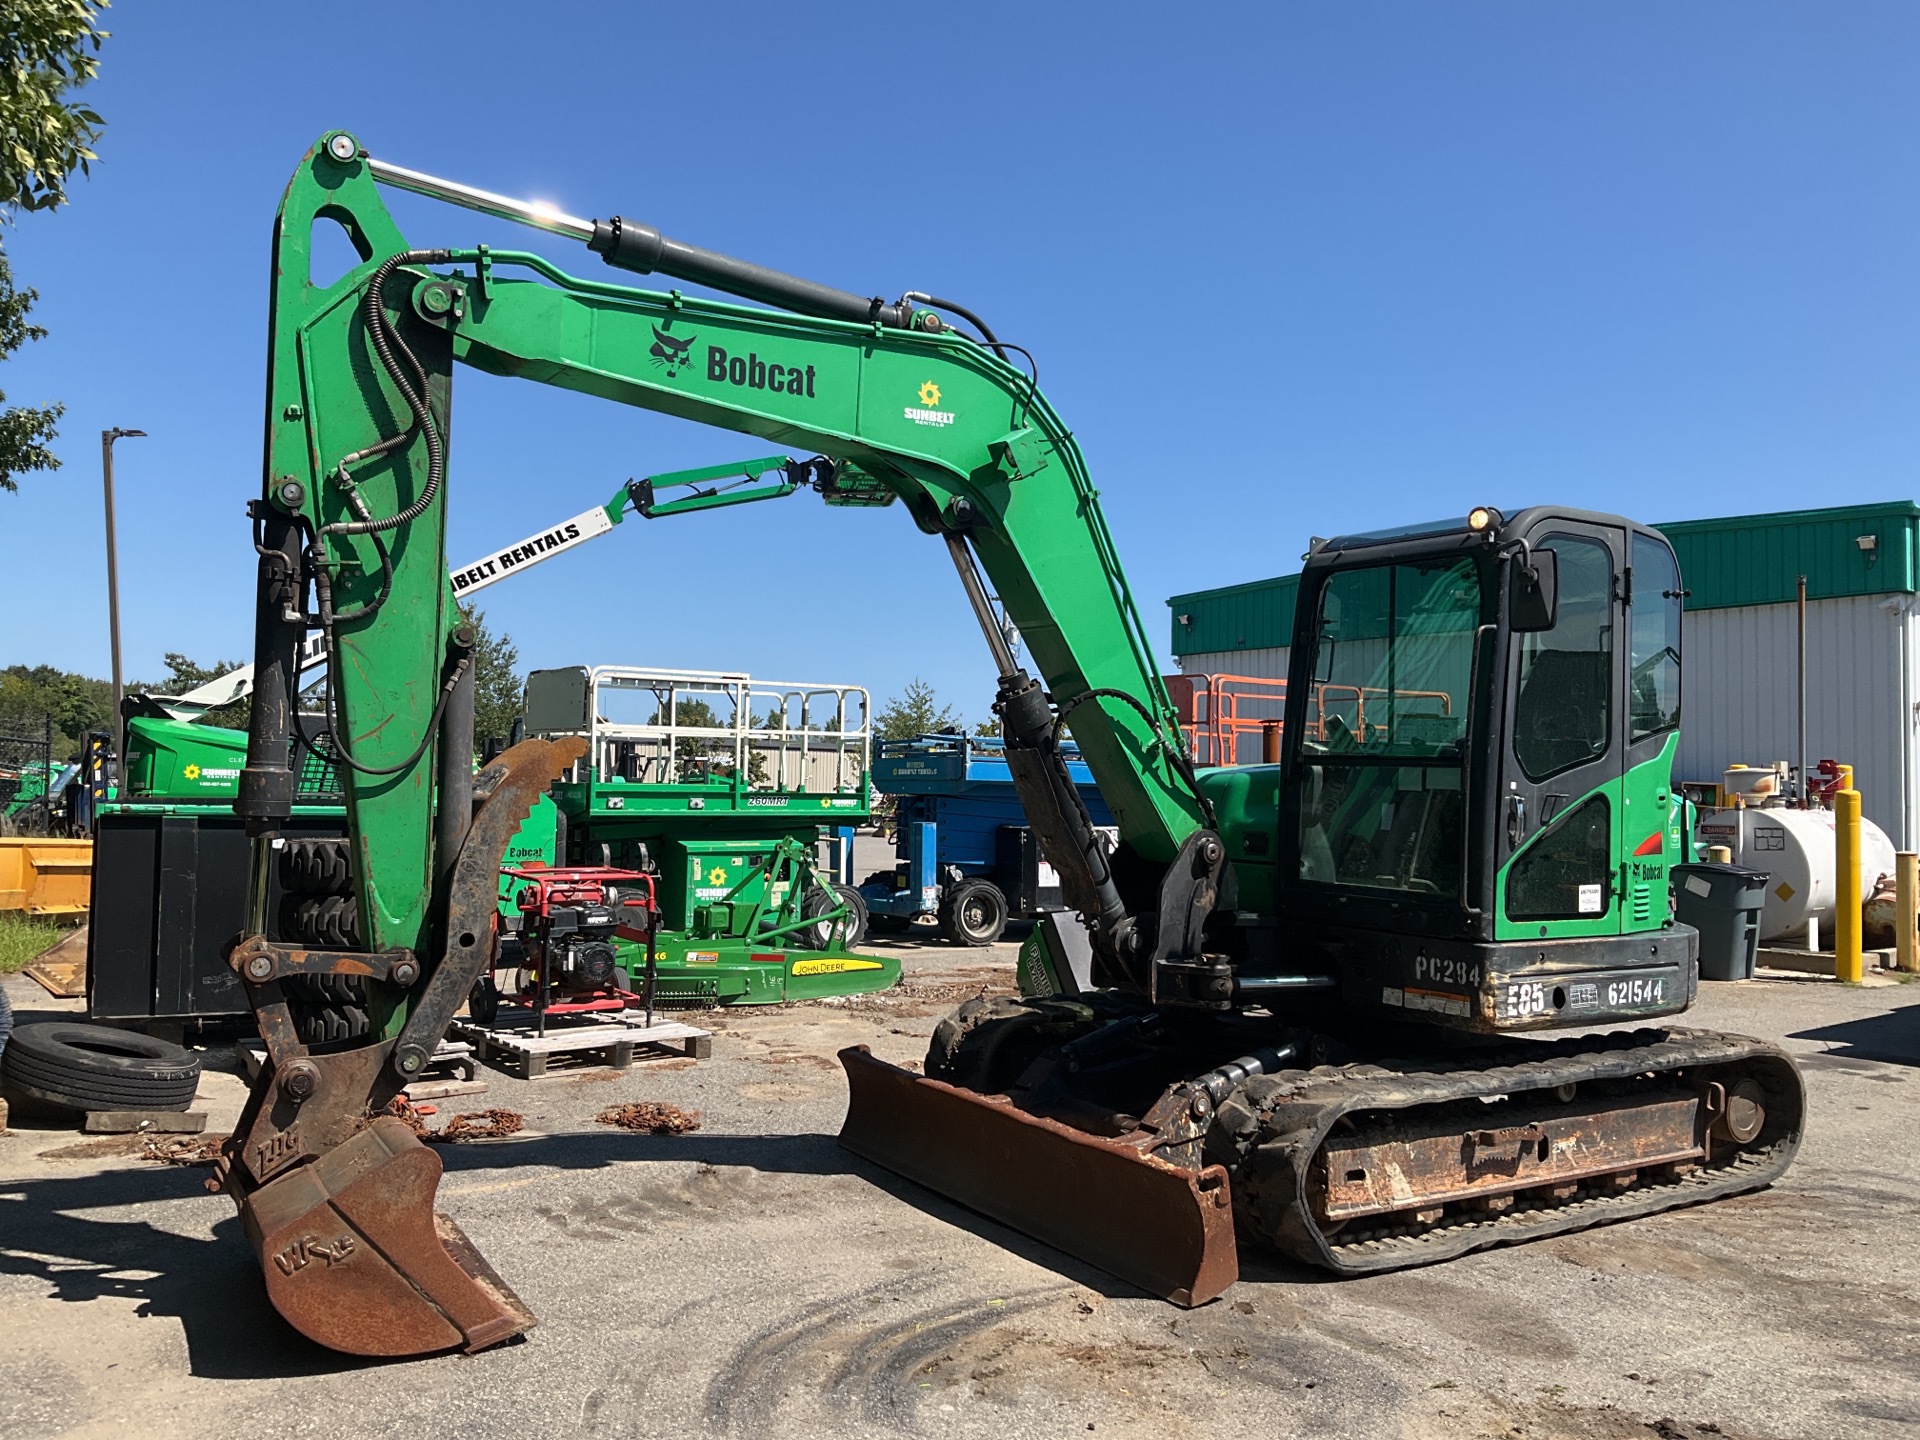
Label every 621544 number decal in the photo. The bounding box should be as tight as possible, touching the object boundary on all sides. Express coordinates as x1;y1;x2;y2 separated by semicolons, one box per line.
1607;977;1665;1008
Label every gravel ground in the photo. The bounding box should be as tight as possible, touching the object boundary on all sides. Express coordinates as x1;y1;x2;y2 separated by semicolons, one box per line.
1;928;1915;1440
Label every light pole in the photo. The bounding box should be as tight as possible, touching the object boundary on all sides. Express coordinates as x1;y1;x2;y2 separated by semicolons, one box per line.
102;427;147;759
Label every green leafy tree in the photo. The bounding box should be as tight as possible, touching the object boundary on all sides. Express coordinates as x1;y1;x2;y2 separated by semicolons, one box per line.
459;604;524;745
875;677;958;741
0;662;110;755
646;695;737;777
0;254;57;491
973;717;1002;737
0;0;108;214
0;0;111;493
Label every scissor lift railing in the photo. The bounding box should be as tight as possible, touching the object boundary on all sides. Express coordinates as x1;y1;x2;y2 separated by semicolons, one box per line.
1167;673;1455;766
527;665;871;798
1165;674;1289;767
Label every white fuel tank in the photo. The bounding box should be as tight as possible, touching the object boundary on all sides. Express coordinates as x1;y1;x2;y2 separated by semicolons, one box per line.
1694;804;1896;942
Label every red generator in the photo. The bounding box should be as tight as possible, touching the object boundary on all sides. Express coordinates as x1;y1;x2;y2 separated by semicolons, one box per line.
478;866;659;1030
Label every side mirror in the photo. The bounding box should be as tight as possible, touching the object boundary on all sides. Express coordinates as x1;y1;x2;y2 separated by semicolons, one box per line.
1509;548;1558;632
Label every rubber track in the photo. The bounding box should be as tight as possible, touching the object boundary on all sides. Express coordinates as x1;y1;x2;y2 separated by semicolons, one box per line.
1207;1026;1805;1276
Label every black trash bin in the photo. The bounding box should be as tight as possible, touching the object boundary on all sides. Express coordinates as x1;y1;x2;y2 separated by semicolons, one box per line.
1671;861;1769;981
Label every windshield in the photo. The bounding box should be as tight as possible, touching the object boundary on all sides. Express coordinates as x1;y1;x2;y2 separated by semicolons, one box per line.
1295;554;1482;896
1300;556;1481;758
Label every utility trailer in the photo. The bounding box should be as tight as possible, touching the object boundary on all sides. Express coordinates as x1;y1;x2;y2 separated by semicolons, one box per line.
524;665;897;1005
859;732;1116;944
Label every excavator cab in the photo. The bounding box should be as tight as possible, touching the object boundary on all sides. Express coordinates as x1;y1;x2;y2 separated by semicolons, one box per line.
1272;506;1697;1035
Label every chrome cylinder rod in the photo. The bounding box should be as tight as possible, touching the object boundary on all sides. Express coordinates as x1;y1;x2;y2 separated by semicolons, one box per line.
945;532;1019;678
367;156;594;243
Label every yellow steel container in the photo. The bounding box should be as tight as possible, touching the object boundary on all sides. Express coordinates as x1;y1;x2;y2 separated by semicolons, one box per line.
0;837;93;915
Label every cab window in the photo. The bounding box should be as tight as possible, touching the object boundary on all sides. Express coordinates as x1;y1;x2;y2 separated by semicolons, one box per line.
1513;536;1612;782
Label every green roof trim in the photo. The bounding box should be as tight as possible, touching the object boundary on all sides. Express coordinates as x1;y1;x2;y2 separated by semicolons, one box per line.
1654;500;1920;611
1167;500;1920;656
1168;573;1299;656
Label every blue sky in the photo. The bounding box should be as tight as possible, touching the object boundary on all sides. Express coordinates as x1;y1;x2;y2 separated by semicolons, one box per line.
1;3;1914;724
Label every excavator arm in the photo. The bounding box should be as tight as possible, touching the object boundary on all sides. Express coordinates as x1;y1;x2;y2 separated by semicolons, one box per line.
223;132;1223;1353
222;133;1805;1352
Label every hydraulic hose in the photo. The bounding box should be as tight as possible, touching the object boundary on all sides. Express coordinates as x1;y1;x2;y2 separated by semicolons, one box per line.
306;247;465;778
1052;687;1218;831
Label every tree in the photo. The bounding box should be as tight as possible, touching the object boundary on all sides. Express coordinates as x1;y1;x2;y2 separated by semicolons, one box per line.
459;604;523;744
0;1;111;493
0;254;57;491
0;1;107;215
973;717;1002;737
0;662;110;755
645;695;737;777
875;677;958;741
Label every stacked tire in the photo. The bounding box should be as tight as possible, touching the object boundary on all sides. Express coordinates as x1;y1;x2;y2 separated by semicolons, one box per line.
276;837;371;1044
1;1022;201;1113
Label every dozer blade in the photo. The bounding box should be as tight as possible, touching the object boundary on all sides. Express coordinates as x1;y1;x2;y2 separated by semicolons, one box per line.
838;1046;1237;1306
238;1117;535;1357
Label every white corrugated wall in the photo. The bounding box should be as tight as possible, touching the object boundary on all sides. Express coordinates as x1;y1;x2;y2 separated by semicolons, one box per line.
1181;598;1920;848
1677;595;1918;848
1177;647;1289;678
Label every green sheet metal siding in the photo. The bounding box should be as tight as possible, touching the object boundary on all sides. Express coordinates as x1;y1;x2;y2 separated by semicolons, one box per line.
1168;574;1298;657
1169;501;1920;658
1656;501;1920;612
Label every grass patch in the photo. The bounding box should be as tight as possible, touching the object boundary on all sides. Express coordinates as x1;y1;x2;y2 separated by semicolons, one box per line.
0;912;63;974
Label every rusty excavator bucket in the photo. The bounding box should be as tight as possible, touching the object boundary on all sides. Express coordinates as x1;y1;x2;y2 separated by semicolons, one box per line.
837;1046;1239;1307
215;738;583;1357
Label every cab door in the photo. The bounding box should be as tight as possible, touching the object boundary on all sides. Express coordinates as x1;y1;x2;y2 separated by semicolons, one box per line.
1494;523;1628;944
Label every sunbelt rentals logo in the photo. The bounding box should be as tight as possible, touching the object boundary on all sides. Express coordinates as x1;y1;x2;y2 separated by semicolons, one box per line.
905;380;955;428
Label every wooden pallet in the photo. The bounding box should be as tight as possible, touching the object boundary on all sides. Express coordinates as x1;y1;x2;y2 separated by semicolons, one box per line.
449;1016;712;1080
242;1039;485;1101
82;1110;207;1135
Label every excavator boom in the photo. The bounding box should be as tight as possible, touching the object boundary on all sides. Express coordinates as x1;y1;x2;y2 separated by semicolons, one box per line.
218;133;1801;1352
223;132;1219;1352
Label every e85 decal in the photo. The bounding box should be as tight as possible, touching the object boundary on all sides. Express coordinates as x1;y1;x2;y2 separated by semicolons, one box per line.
1502;982;1550;1021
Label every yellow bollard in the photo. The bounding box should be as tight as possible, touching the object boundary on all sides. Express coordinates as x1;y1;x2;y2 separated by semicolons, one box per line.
1898;852;1919;974
1835;789;1863;983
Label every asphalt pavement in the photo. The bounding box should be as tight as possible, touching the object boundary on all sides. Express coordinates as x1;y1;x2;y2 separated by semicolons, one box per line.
1;936;1915;1440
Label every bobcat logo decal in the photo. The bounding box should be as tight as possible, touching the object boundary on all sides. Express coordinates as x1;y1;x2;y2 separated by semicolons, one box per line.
650;324;696;377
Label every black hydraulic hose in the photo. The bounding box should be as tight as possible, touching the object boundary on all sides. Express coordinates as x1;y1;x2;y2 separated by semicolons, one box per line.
323;250;452;539
300;247;468;777
319;642;471;778
311;249;451;628
903;291;1005;355
1053;687;1218;831
900;291;1041;420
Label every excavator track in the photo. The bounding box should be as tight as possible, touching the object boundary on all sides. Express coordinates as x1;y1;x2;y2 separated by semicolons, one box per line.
1212;1027;1804;1276
844;1009;1803;1301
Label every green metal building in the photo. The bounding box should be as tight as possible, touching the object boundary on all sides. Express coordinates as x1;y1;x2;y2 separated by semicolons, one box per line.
1170;501;1920;847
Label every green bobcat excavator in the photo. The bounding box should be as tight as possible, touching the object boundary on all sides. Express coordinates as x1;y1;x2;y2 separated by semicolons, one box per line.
217;132;1802;1355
